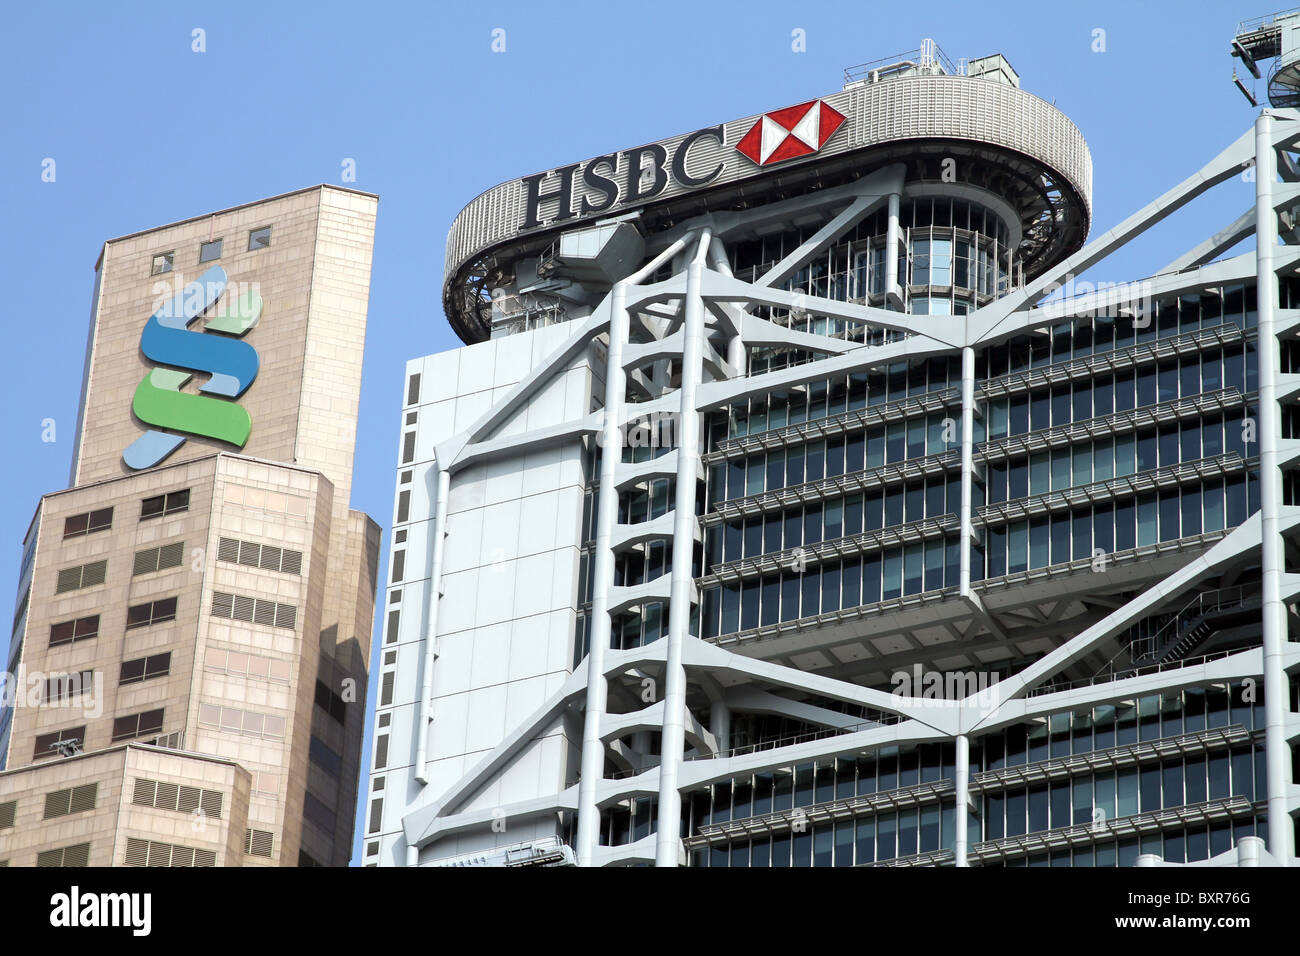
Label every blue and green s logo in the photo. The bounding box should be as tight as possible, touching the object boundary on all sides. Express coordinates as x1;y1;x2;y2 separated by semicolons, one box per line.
123;266;263;470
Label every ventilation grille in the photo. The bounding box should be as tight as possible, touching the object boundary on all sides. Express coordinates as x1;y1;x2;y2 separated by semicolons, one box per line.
217;536;303;575
133;541;185;576
244;828;274;858
211;591;297;630
132;778;223;819
36;842;90;867
124;838;216;867
55;560;107;594
44;783;98;819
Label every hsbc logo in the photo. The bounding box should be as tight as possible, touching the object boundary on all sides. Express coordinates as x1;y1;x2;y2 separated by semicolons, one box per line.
735;99;847;167
516;98;851;231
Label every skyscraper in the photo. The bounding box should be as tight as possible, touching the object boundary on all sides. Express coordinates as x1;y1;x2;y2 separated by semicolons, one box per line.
0;185;380;867
372;35;1298;868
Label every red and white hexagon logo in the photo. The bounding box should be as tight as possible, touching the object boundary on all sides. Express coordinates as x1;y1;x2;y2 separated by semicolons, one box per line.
735;99;847;167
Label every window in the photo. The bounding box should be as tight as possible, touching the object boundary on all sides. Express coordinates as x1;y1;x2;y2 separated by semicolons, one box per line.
0;800;14;829
132;778;222;818
125;596;178;629
119;652;171;685
48;614;99;648
248;226;272;251
33;726;85;760
303;793;336;832
123;838;214;867
44;783;98;819
315;679;346;723
151;252;174;276
54;559;107;594
110;708;165;742
210;591;296;629
401;432;416;463
63;507;113;538
36;842;91;868
132;541;184;575
244;829;274;857
196;704;284;739
43;670;95;703
202;648;290;683
309;736;343;776
216;536;302;574
140;488;190;519
407;373;421;406
199;238;223;262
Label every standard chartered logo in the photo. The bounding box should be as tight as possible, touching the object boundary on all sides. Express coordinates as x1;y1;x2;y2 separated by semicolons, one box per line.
123;265;262;470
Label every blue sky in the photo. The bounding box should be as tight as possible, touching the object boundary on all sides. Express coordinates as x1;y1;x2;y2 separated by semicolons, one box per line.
0;0;1265;863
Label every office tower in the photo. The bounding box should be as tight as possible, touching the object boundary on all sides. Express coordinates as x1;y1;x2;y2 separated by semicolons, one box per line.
0;185;380;867
373;35;1297;867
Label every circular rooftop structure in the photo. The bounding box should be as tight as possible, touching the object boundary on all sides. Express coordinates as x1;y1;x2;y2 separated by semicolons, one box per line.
442;71;1092;344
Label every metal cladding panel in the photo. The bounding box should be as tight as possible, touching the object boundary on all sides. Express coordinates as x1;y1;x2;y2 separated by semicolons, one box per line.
443;76;1092;283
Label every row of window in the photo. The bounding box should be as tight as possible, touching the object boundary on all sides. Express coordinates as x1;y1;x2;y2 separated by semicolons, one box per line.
688;816;1265;867
978;749;1263;842
706;476;961;568
983;477;1258;579
709;312;1256;450
675;686;1265;831
981;286;1260;379
149;228;271;276
972;685;1263;769
710;361;959;448
983;414;1254;504
111;708;165;743
982;346;1255;440
31;710;165;757
696;476;1259;634
707;417;956;505
59;487;189;540
725;197;1012;282
203;647;292;683
707;407;1253;518
61;489;190;542
196;704;285;741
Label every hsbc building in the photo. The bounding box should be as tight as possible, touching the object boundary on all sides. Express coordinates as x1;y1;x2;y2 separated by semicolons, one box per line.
371;36;1297;869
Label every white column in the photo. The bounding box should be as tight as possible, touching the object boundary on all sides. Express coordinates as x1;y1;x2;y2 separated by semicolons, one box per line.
709;699;731;755
885;192;901;307
954;733;970;867
575;283;630;866
655;229;711;866
1253;109;1293;865
959;346;975;595
709;237;746;377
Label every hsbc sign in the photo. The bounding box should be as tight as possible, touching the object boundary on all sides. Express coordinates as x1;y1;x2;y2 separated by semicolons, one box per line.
519;98;848;231
736;99;846;167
